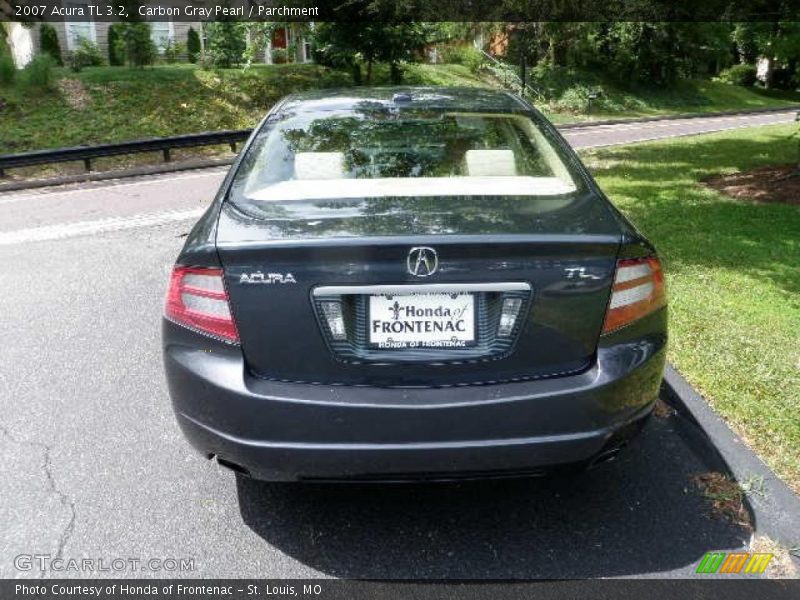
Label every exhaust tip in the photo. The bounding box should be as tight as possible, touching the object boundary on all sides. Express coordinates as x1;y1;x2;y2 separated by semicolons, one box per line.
588;442;627;469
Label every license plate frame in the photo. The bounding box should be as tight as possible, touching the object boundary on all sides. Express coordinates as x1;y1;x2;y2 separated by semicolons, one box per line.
367;292;477;350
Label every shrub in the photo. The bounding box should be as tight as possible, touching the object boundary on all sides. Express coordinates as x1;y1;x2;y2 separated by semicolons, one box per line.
769;67;797;91
271;47;288;64
24;54;57;89
107;24;124;66
39;23;63;66
160;39;186;64
0;53;16;85
187;27;201;63
65;37;103;72
118;22;156;68
717;64;757;87
205;21;246;68
439;44;484;73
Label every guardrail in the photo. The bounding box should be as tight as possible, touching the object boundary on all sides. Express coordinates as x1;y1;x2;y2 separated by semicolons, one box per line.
2;106;797;182
0;129;252;177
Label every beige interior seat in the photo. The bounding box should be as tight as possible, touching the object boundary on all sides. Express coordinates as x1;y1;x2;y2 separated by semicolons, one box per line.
294;152;345;180
464;149;517;177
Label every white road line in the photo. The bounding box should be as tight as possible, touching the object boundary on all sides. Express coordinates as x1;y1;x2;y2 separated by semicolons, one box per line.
562;112;793;136
0;113;793;246
574;122;788;149
0;168;226;204
0;208;204;246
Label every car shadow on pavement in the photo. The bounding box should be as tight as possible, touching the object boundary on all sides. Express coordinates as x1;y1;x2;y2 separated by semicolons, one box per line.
235;398;754;578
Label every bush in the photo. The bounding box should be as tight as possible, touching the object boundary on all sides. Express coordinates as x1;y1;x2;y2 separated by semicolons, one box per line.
205;21;246;68
65;37;103;72
160;39;186;64
0;53;15;85
271;47;288;64
769;67;797;91
717;64;757;87
118;22;156;68
107;24;124;66
439;44;484;73
557;83;607;113
39;24;63;66
187;27;201;63
24;54;57;89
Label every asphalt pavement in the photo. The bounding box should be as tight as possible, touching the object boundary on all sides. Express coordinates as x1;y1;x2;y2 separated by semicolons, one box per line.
0;110;797;579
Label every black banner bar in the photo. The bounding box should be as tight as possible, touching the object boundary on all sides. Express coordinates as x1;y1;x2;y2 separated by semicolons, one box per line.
3;0;800;22
5;580;800;600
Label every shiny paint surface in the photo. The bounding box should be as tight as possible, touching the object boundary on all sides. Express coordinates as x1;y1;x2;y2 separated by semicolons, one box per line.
164;87;667;480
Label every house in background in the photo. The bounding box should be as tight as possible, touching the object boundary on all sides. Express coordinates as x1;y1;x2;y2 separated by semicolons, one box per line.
4;11;313;68
262;25;313;64
43;18;200;63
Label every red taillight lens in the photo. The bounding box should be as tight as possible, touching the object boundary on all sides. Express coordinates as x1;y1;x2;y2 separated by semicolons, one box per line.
165;266;239;343
602;256;666;334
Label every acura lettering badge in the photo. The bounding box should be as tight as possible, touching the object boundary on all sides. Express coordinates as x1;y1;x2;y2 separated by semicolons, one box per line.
407;247;438;277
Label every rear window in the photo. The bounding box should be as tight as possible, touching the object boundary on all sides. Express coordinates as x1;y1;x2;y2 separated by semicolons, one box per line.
229;108;581;206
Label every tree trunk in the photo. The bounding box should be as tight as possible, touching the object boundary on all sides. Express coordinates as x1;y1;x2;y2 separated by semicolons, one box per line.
351;63;362;86
763;56;774;89
366;59;373;85
390;62;402;84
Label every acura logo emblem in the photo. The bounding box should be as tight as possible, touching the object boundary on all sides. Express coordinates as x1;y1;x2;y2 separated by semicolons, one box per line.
407;247;438;277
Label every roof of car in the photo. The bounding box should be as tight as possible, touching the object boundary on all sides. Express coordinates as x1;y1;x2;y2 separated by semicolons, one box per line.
276;87;531;114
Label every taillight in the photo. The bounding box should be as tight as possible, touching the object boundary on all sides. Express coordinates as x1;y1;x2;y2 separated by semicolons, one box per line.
602;256;666;334
165;266;239;343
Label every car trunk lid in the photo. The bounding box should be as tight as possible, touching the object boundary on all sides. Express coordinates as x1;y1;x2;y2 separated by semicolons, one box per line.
216;194;622;387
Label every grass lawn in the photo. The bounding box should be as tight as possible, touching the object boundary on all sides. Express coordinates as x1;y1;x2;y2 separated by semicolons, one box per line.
0;63;485;155
582;124;800;491
1;63;799;155
532;69;800;125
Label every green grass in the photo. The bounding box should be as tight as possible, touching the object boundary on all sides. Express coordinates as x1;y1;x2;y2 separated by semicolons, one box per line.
2;63;798;153
582;124;800;491
0;63;488;154
531;68;800;124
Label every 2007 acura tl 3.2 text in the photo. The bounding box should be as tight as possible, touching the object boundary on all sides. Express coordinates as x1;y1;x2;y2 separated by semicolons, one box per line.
162;88;667;482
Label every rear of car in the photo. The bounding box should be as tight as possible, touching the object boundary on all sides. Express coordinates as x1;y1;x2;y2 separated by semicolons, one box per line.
163;88;667;481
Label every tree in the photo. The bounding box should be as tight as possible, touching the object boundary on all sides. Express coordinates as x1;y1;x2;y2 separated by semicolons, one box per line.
205;21;247;68
312;22;364;84
113;2;155;68
117;22;156;68
313;22;437;85
187;26;201;64
39;23;63;66
107;24;125;66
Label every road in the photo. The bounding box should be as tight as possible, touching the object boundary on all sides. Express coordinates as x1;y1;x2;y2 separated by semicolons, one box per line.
0;111;794;579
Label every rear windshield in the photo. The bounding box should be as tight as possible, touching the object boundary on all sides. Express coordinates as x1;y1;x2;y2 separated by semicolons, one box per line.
229;108;582;207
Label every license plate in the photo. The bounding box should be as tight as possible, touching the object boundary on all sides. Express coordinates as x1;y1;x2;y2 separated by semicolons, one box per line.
368;293;476;349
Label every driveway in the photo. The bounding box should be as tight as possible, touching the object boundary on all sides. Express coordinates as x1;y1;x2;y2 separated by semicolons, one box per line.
0;111;795;578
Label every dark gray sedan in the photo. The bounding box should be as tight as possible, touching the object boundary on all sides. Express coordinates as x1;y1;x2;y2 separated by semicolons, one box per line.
163;87;667;481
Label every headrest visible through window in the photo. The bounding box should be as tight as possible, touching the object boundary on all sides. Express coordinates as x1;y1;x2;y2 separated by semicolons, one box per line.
294;152;345;180
464;149;517;177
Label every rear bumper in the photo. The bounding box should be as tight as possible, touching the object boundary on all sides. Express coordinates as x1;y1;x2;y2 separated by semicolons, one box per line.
163;313;666;481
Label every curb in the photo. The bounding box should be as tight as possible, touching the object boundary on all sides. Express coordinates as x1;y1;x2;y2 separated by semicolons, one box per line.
557;105;800;130
662;363;800;549
0;157;234;194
